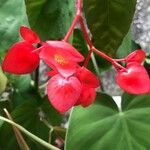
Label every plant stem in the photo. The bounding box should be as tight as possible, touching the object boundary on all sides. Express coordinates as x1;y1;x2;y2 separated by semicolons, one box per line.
92;47;125;70
4;109;30;150
63;15;80;42
0;116;60;150
114;58;126;62
79;17;93;48
83;49;93;67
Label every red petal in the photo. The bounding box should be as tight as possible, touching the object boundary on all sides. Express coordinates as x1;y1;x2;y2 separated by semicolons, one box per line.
46;41;84;62
116;62;150;94
76;67;100;88
47;74;82;113
75;85;96;107
2;41;39;74
40;44;79;77
126;50;145;63
20;26;41;44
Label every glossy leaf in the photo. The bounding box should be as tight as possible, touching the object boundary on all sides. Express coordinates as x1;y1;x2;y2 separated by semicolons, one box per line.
0;0;28;56
66;92;150;150
25;0;75;40
83;0;136;57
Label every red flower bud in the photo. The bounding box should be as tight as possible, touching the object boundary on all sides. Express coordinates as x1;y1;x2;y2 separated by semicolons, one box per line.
47;74;82;113
116;62;150;94
20;26;41;44
76;66;100;88
2;41;39;74
75;85;96;107
126;50;146;64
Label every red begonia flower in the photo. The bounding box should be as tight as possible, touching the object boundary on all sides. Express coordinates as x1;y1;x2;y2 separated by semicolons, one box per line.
116;62;150;94
75;85;96;107
47;74;82;113
40;41;84;77
2;41;39;74
76;66;100;88
46;41;84;62
126;50;145;64
20;26;41;44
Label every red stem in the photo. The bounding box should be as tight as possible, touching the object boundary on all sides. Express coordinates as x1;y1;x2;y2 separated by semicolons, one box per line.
63;0;82;42
83;49;93;67
63;15;80;42
92;47;125;70
63;0;126;71
79;17;93;48
114;58;126;62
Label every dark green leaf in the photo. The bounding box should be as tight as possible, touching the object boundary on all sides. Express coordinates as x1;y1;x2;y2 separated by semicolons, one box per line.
83;0;136;57
25;0;75;40
41;97;63;126
0;100;49;150
66;92;150;150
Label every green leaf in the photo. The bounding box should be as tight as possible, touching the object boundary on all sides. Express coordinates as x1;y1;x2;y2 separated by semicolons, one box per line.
9;74;31;92
41;97;63;126
83;0;136;57
117;29;141;58
25;0;75;40
0;100;49;150
0;0;28;56
0;67;7;93
0;96;63;150
66;92;150;150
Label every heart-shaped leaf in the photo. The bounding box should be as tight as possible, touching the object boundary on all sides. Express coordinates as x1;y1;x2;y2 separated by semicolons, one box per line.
65;92;150;150
116;63;150;94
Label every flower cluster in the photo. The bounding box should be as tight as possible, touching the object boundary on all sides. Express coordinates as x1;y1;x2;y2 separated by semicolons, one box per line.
2;26;100;113
2;0;150;113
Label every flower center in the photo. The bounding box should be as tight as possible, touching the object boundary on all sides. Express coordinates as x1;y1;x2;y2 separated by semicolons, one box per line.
54;54;68;65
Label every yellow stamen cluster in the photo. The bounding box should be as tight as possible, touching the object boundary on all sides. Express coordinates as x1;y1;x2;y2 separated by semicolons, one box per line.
54;54;68;65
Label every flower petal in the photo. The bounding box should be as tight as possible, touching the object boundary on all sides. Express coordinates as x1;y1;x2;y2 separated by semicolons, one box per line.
40;44;79;77
47;74;82;113
75;85;96;107
126;49;145;63
116;62;150;94
46;41;84;62
20;26;41;44
76;66;100;88
2;41;39;74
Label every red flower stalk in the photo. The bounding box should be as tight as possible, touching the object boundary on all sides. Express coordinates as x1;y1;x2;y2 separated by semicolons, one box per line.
2;26;40;74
